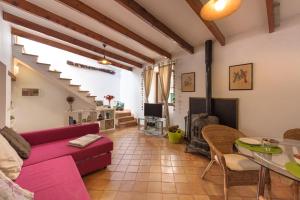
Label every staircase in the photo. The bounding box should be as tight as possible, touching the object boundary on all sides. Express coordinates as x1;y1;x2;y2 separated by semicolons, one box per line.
116;110;137;128
13;44;97;108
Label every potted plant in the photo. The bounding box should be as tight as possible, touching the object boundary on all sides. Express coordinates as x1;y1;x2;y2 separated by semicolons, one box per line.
104;95;114;108
66;96;75;111
168;125;184;144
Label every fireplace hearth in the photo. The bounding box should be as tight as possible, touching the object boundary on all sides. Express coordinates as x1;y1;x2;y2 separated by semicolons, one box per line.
186;113;219;157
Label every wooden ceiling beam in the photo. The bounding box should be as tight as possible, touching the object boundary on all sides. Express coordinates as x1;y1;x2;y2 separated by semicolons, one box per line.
11;28;133;71
266;0;275;33
185;0;225;46
2;0;154;64
115;0;194;54
56;0;172;58
3;12;142;68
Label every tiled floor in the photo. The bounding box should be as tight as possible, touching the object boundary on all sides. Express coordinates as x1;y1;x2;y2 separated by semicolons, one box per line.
83;127;297;200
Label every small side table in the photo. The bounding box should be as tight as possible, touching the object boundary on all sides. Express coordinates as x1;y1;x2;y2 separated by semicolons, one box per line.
138;117;165;136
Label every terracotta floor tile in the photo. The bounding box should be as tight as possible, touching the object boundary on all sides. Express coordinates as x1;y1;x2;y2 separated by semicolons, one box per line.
85;179;109;190
113;191;133;200
119;181;135;192
103;180;121;191
129;159;141;165
172;167;186;174
162;166;173;173
123;172;137;181
162;173;175;182
127;165;139;172
130;192;146;200
140;158;151;166
148;181;162;193
136;172;150;181
174;174;188;183
110;172;124;181
149;173;162;181
88;190;103;200
150;165;162;173
132;181;148;192
177;194;194;200
163;194;178;200
161;160;173;166
115;164;128;172
138;165;151;172
121;156;132;161
99;191;117;200
175;183;196;194
106;164;117;172
193;195;210;200
147;193;163;200
162;182;177;193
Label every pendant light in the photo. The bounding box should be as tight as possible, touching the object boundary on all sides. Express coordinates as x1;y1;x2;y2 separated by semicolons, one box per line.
99;44;112;65
200;0;241;21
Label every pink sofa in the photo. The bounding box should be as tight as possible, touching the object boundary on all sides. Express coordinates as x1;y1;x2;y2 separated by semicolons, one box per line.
15;123;113;200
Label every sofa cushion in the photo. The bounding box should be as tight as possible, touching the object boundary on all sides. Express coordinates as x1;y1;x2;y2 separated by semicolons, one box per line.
0;134;23;180
16;156;90;200
0;170;34;200
1;126;31;159
23;134;113;167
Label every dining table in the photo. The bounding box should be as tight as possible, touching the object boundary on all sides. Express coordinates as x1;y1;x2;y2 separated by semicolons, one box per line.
235;138;300;200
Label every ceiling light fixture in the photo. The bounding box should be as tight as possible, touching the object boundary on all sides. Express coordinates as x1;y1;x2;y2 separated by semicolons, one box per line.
98;44;112;65
200;0;241;21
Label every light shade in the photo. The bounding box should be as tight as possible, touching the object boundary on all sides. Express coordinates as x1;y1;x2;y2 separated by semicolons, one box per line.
98;57;112;65
200;0;241;21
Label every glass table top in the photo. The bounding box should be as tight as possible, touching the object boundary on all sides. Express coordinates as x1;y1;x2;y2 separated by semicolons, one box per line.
236;139;300;182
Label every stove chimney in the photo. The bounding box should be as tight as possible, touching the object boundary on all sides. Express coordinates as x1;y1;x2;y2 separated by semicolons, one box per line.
205;40;213;115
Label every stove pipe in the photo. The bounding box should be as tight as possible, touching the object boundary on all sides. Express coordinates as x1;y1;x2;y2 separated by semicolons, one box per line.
205;40;213;115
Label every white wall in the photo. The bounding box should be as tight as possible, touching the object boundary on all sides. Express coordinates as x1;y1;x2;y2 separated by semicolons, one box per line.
0;63;7;128
119;68;144;117
172;16;300;138
17;38;121;102
0;8;12;128
12;64;92;132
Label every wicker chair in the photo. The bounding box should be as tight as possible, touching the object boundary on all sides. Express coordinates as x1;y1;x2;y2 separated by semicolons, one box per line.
283;128;300;200
200;124;245;179
202;124;271;200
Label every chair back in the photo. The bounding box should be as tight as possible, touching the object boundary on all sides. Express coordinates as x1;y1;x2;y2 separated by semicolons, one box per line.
202;124;245;155
283;128;300;140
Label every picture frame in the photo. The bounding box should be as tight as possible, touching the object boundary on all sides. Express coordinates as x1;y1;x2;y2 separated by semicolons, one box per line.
22;88;39;96
229;63;253;90
181;72;195;92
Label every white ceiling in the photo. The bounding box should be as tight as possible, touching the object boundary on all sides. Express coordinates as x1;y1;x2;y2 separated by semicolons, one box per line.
1;0;300;68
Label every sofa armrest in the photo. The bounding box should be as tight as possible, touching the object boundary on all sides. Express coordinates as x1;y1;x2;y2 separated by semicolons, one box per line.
21;123;100;146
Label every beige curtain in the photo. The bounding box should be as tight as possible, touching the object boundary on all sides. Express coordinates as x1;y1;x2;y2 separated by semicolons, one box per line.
143;67;153;103
158;64;172;129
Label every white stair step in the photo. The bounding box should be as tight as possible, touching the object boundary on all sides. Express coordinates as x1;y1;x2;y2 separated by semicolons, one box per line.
47;70;62;78
13;44;24;54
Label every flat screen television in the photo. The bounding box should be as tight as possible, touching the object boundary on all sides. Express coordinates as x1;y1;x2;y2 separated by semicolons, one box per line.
144;103;163;118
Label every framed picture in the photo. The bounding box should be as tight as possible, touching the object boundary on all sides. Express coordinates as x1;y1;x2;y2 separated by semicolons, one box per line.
229;63;253;90
22;88;39;96
181;72;195;92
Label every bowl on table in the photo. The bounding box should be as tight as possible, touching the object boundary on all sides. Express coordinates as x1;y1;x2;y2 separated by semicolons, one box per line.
294;154;300;165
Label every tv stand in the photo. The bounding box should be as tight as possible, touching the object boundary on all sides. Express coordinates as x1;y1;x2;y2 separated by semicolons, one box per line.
138;116;165;136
